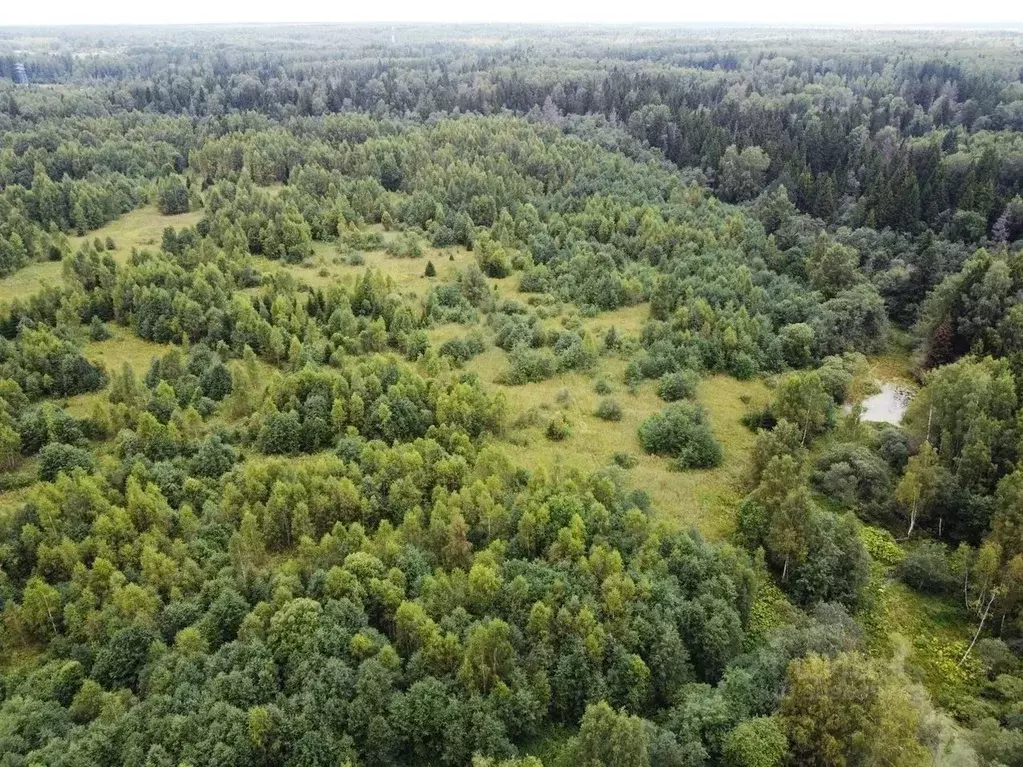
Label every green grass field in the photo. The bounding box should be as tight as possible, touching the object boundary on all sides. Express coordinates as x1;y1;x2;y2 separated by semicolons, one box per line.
82;323;172;373
490;370;768;537
0;259;66;301
67;206;203;261
444;297;771;537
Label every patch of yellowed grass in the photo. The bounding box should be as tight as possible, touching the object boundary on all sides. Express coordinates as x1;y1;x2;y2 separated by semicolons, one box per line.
845;350;919;405
865;350;917;387
425;322;475;346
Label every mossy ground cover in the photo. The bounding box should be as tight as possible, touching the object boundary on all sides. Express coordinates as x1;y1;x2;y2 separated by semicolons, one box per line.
860;556;980;712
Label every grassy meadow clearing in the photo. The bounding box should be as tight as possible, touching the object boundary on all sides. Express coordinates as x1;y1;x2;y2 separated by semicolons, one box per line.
0;207;203;304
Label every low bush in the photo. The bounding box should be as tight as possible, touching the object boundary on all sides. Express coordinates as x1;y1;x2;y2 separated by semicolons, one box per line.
341;229;384;251
386;232;424;258
38;442;95;481
438;334;486;366
899;541;956;594
657;369;699;402
89;316;111;342
594;398;623;422
546;413;572;441
638;402;722;469
505;345;558;384
612;452;638;469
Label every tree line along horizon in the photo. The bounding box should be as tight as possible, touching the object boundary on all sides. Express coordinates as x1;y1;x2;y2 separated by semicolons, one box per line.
1;24;1023;767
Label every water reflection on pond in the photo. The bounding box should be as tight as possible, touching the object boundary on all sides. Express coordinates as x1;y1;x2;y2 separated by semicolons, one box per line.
853;382;913;425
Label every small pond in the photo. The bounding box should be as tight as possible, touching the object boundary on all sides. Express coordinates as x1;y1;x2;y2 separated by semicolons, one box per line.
854;381;913;425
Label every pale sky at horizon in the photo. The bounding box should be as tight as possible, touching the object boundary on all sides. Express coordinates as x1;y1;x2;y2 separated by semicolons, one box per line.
2;0;1021;27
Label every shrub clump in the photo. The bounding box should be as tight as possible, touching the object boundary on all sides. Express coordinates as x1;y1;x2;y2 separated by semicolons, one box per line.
546;412;572;441
89;316;111;342
612;451;638;469
657;369;699;402
438;334;486;366
38;442;95;481
638;402;722;469
899;540;956;594
505;345;558;384
594;398;623;422
385;231;423;258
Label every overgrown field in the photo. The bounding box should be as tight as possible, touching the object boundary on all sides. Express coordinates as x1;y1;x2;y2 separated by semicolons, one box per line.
2;25;1023;767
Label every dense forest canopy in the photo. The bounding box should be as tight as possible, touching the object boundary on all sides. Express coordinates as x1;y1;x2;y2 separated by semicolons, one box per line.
1;23;1023;767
